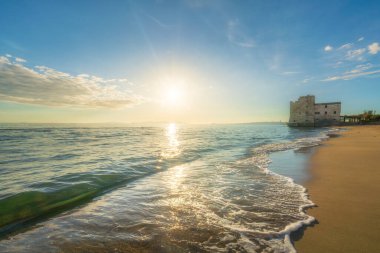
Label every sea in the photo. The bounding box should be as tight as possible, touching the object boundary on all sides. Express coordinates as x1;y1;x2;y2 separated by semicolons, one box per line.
0;123;334;253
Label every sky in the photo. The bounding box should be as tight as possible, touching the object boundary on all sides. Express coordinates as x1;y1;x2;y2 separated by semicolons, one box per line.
1;0;380;124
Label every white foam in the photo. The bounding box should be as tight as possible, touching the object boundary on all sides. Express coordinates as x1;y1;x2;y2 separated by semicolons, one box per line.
251;129;338;252
225;129;338;252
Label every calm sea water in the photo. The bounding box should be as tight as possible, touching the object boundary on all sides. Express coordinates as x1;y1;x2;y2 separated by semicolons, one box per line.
0;123;331;252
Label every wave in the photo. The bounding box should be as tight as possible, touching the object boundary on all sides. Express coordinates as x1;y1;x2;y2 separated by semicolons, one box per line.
0;155;203;237
0;124;340;252
232;129;335;252
0;172;151;237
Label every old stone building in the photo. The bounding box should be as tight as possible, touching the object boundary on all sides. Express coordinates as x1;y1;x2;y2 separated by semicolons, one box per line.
288;95;341;127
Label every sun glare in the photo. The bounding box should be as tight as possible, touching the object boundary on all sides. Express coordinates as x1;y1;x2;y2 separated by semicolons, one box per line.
160;76;187;108
164;87;184;106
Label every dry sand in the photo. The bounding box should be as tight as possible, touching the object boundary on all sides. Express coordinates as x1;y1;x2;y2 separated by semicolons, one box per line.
294;125;380;253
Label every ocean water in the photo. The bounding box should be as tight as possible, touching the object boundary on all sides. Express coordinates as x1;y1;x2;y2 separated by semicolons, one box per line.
0;123;331;252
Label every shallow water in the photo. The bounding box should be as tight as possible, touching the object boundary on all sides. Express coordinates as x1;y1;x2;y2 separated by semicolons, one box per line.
0;123;330;252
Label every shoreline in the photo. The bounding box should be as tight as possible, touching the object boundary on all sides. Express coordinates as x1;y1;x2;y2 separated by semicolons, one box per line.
293;125;380;252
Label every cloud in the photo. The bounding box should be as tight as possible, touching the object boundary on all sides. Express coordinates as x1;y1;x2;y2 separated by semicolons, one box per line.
226;19;255;48
281;71;300;75
324;45;333;51
333;61;344;68
346;48;366;61
302;77;313;84
4;54;26;62
0;56;10;64
320;40;380;82
15;57;26;63
322;69;380;81
344;63;373;74
338;43;353;50
234;41;255;48
0;56;144;108
368;42;380;55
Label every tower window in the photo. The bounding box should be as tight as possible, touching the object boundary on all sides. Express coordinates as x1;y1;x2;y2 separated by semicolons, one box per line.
325;111;327;114
334;111;337;114
325;105;327;108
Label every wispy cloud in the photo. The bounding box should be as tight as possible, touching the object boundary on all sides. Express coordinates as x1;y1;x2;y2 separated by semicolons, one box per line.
323;63;379;81
302;77;314;84
3;54;26;63
321;39;380;81
338;43;353;50
5;54;27;63
226;19;255;48
0;56;145;108
324;45;333;51
322;69;380;81
344;63;373;74
15;57;26;63
346;48;366;61
281;71;300;75
368;42;380;55
234;41;255;48
332;61;344;68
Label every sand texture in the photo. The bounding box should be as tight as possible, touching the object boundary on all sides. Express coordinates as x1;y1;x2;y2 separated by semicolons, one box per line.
295;125;380;253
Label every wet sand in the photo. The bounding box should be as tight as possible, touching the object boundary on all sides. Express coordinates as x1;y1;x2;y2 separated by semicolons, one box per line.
294;125;380;253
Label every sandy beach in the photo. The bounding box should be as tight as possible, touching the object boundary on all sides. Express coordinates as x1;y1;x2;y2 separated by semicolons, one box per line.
294;125;380;253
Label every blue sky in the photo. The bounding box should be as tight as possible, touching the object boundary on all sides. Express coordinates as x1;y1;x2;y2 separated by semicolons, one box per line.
1;0;380;123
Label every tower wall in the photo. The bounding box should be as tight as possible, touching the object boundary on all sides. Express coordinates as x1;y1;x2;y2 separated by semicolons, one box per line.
314;102;341;126
288;95;315;127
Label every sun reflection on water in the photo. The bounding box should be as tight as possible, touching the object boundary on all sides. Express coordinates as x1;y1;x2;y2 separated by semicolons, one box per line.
161;123;181;159
169;166;185;191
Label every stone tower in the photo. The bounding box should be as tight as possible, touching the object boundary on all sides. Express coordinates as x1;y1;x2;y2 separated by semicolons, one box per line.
289;95;315;127
288;95;341;127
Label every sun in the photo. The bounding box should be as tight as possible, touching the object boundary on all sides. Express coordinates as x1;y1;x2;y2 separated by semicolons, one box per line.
164;87;184;106
159;76;187;107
